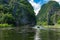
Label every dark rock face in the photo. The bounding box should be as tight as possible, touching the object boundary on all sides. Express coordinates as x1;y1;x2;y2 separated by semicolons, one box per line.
0;0;36;26
37;1;60;25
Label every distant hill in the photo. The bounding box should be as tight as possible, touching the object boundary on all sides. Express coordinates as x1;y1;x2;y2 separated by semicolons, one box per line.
37;1;60;25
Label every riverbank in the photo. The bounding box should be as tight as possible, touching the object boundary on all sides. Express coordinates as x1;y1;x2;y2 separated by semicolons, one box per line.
40;24;60;28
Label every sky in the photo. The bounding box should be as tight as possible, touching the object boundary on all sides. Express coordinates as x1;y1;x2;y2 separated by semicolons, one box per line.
28;0;60;15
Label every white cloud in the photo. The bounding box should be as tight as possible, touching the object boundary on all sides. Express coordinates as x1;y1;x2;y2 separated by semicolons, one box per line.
51;0;60;4
28;0;41;15
54;0;60;4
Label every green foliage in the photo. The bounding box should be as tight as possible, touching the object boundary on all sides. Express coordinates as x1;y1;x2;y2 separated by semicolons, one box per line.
0;0;36;27
3;13;15;24
0;24;13;28
0;4;3;9
37;1;60;25
0;13;15;24
57;20;60;24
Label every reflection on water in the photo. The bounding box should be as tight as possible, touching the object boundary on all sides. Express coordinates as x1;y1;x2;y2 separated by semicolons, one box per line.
0;26;60;40
34;26;40;40
0;26;35;40
34;26;60;40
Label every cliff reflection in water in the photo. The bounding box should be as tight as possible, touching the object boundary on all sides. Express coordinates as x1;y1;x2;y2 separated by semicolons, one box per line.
0;25;35;40
0;25;60;40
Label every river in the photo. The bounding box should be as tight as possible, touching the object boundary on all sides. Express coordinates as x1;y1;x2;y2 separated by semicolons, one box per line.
0;25;60;40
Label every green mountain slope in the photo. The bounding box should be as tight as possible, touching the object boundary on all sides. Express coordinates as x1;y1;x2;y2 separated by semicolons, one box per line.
37;1;60;25
0;0;36;27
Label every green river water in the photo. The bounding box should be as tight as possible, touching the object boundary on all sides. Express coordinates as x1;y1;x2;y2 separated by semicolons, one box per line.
0;26;60;40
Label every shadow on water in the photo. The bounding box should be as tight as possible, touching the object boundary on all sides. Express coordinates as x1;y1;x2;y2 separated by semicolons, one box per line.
0;25;36;40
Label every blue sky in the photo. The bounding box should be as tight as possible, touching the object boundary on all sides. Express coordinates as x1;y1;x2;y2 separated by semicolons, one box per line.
34;0;40;3
28;0;60;15
34;0;49;5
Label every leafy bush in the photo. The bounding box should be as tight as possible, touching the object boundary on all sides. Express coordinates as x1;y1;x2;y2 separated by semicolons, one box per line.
57;20;60;24
0;24;13;28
